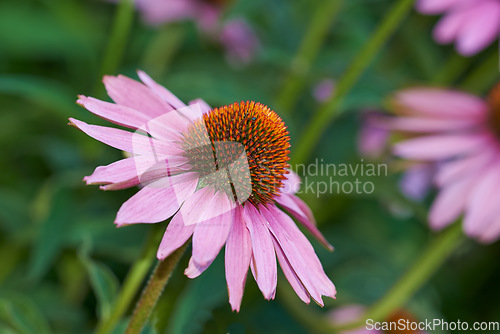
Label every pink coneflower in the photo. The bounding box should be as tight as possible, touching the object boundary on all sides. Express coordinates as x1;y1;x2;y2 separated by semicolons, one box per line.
387;86;500;243
313;79;336;103
130;0;259;64
70;71;335;311
416;0;500;56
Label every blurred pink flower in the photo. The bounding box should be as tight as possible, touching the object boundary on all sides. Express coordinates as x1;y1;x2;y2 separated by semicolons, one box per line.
70;71;335;311
329;305;381;334
399;163;435;201
357;111;391;159
388;86;500;243
416;0;500;56
129;0;259;63
313;79;336;103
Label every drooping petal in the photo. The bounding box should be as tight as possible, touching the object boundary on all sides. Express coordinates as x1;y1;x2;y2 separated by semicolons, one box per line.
416;0;464;14
137;70;186;110
177;187;218;226
435;149;494;187
69;118;182;156
393;88;488;119
434;8;470;44
243;205;277;300
184;256;213;279
455;1;500;55
393;133;486;160
103;74;175;118
272;238;310;304
429;173;478;230
275;193;333;250
463;160;500;235
476;214;500;244
225;206;252;312
77;96;151;129
262;205;336;305
385;116;480;132
280;169;301;195
115;174;198;226
157;210;196;260
192;192;235;267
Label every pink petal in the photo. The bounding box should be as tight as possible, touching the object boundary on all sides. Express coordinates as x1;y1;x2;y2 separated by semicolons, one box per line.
77;96;151;129
275;193;333;250
103;74;175;118
435;149;494;186
476;214;500;243
137;70;186;110
455;1;500;56
280;169;301;195
429;173;478;229
243;205;277;300
463;159;500;235
416;0;464;14
115;174;198;226
386;117;479;132
393;89;488;119
434;8;470;44
262;205;336;305
393;134;486;160
225;206;252;312
192;192;235;266
177;187;219;226
157;210;196;260
69;118;181;156
184;256;213;279
272;238;310;304
189;98;212;114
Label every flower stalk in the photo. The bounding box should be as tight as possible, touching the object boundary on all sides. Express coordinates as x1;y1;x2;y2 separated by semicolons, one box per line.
275;0;343;113
98;0;135;81
125;242;188;334
95;226;163;334
293;0;415;164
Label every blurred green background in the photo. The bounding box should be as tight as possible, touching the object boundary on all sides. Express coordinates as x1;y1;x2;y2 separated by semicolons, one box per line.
1;0;499;333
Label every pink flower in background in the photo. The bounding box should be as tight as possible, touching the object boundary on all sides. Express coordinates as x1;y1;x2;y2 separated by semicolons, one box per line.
357;111;391;159
313;79;336;103
416;0;500;56
387;86;500;243
129;0;259;64
70;71;335;311
399;163;435;201
329;305;381;334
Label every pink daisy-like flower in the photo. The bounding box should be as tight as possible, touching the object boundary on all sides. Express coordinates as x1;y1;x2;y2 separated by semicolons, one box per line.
386;85;500;243
416;0;500;56
70;71;336;311
128;0;258;64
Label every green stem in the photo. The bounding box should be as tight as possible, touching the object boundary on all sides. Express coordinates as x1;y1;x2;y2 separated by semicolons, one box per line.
96;0;135;90
140;24;185;78
459;50;499;95
292;0;414;164
95;226;163;334
125;243;188;334
431;52;469;85
336;222;464;331
275;0;343;113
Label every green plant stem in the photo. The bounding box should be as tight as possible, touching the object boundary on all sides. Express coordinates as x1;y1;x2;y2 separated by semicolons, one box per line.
275;0;343;113
459;50;499;94
125;243;188;334
293;0;414;164
95;227;163;334
431;52;469;85
96;0;135;92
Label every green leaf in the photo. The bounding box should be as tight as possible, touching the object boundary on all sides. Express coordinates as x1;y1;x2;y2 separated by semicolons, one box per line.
79;248;119;321
0;295;52;334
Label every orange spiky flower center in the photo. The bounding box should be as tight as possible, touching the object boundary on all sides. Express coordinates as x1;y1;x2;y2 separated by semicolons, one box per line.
181;101;290;205
487;82;500;137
